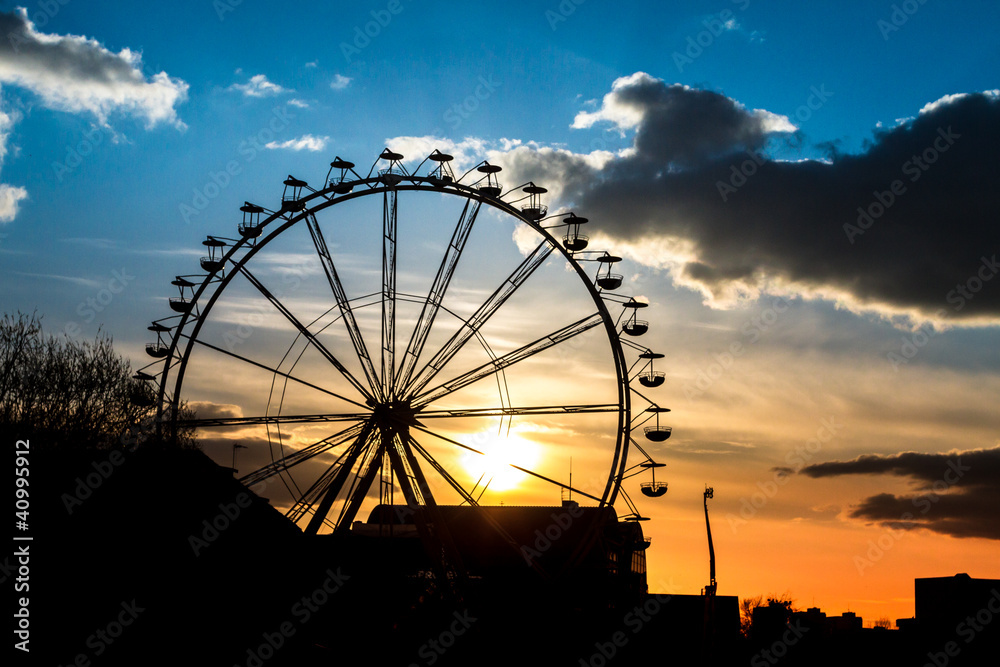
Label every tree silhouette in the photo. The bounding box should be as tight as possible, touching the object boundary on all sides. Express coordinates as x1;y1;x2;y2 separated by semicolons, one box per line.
739;594;763;638
872;615;892;630
0;311;192;449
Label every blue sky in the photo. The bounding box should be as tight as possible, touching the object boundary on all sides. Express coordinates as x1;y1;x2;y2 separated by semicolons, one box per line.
2;0;999;623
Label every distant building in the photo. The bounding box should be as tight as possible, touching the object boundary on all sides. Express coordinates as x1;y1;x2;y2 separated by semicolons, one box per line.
827;610;863;634
910;572;1000;636
349;500;649;610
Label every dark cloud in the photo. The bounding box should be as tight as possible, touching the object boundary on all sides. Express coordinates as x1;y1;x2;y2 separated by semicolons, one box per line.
575;74;791;167
509;74;1000;323
187;401;243;421
789;446;1000;540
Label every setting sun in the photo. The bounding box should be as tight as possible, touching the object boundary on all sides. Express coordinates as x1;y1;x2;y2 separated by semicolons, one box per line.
459;430;541;493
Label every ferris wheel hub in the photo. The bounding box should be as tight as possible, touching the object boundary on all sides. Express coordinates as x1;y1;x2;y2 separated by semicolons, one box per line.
371;399;422;428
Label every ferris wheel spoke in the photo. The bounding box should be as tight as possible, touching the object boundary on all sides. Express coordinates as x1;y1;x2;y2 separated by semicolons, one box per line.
395;199;481;391
402;239;554;398
304;420;377;534
184;336;369;410
332;431;386;532
177;413;369;427
237;423;364;488
416;403;622;419
235;262;375;402
382;190;398;399
305;213;382;400
286;442;364;526
387;430;469;585
411;424;603;503
413;312;605;408
407;434;548;575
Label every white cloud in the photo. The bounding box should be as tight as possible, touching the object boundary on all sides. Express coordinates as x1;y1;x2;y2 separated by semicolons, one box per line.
264;134;329;152
0;95;26;222
385;135;496;171
305;61;318;69
287;98;309;108
0;184;27;222
572;72;659;131
329;74;352;91
229;74;289;98
0;9;188;129
919;89;999;116
753;108;797;133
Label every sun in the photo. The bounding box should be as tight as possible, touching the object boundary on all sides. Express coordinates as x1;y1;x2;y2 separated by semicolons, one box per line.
459;430;541;493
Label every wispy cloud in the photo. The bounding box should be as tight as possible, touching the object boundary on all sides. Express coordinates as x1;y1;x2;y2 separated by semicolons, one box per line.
14;271;101;288
329;74;352;91
287;98;309;108
264;134;329;152
229;73;289;98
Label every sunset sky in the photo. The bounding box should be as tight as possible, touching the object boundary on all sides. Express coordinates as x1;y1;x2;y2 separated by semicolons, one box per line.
2;0;999;626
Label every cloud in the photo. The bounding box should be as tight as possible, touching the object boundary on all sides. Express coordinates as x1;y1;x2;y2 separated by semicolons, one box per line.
790;446;1000;540
0;184;27;222
188;401;244;420
264;134;329;152
0;9;188;128
229;74;289;98
0;93;26;222
385;136;502;172
570;72;795;166
329;74;351;91
480;74;1000;325
287;98;309;108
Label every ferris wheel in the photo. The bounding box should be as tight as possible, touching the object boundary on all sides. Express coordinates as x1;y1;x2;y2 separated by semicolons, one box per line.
137;148;673;547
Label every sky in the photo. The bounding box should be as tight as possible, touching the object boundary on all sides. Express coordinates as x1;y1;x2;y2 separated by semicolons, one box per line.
2;0;999;626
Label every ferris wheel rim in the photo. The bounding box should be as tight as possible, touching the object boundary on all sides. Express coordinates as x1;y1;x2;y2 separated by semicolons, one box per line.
149;165;639;531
